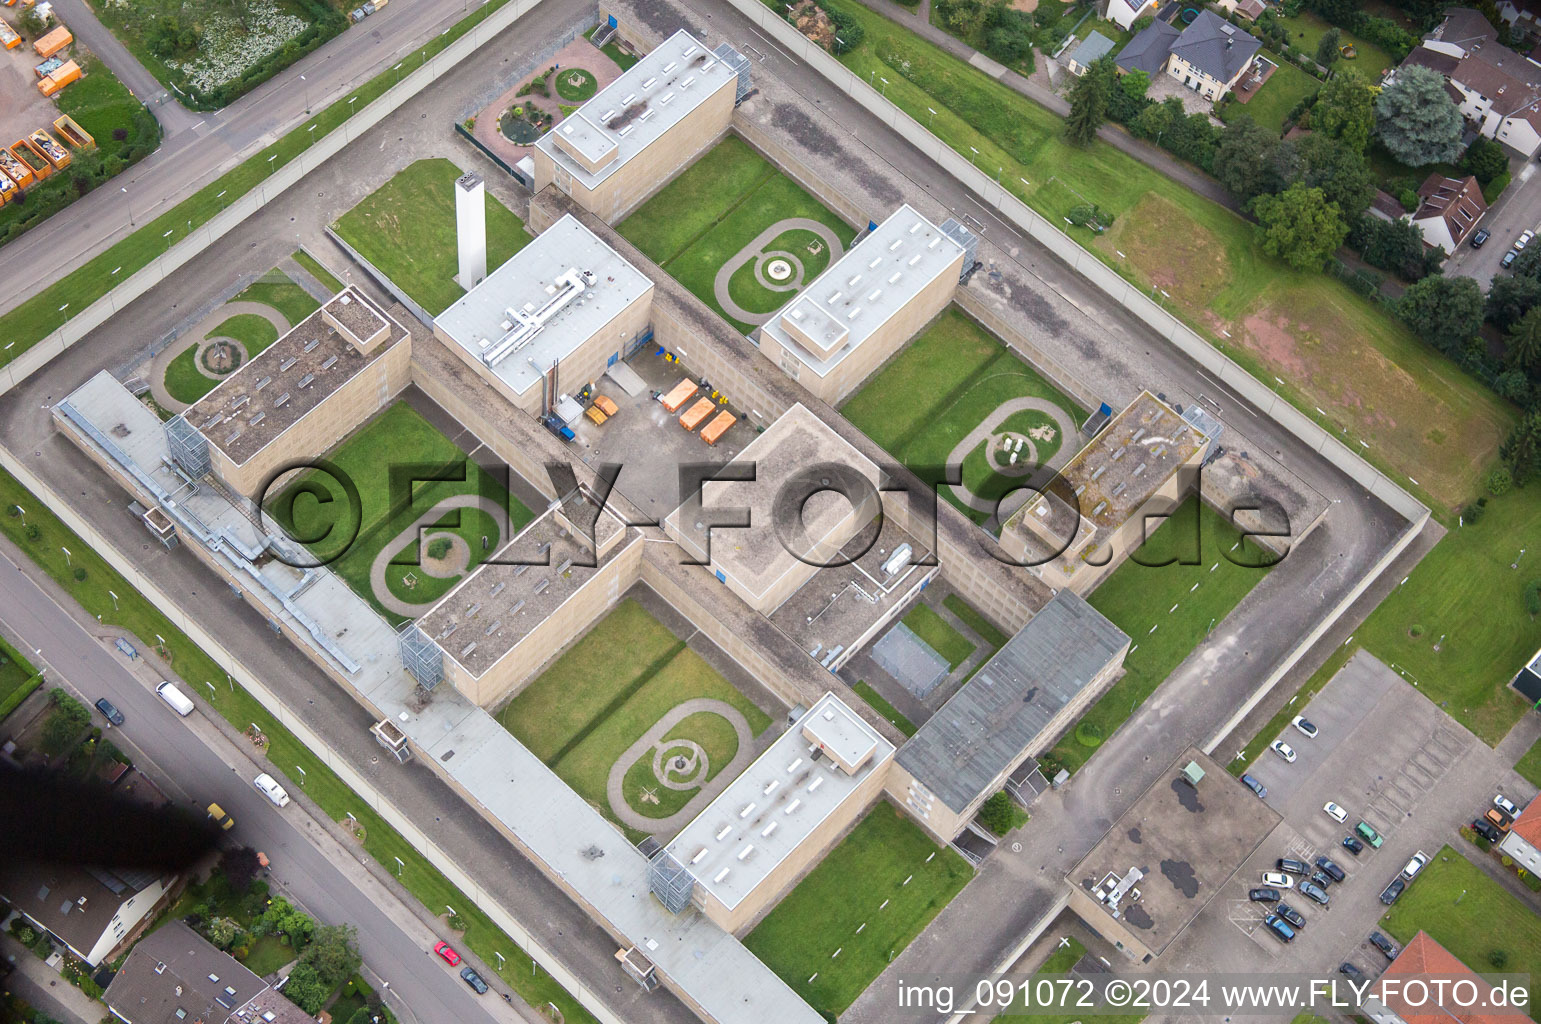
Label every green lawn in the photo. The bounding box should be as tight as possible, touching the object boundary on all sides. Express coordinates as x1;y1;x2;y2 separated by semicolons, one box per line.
0;636;39;721
1519;736;1541;789
334;158;533;316
803;0;1513;511
234;268;321;327
745;802;973;1018
902;603;975;668
242;934;297;977
840;305;1085;524
293;249;345;294
1047;497;1274;775
1272;9;1396;80
1380;845;1541;1017
851;681;916;736
208;313;280;356
616;136;854;332
585;24;638;70
0;466;594;1024
1217;55;1319;135
989;935;1145;1024
944;594;1008;648
269;401;530;622
163;345;223;405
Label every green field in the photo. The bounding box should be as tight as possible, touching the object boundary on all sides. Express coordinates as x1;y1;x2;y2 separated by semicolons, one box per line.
745;802;973;1018
335;159;533;316
851;680;916;736
209;313;280;356
944;593;1008;648
1380;845;1541;1018
1217;56;1319;134
840;306;1084;524
498;599;771;836
269;402;530;622
163;346;224;404
1048;498;1274;775
293;250;345;294
902;603;975;668
234;268;321;326
616;136;854;332
1272;9;1396;80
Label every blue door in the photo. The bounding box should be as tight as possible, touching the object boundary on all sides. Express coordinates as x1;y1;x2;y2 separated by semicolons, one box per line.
608;13;617;27
716;570;727;583
608;351;619;366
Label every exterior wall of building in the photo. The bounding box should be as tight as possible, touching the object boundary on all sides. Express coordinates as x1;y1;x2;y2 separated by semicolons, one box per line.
445;531;645;707
1498;115;1541;156
88;876;170;966
1165;53;1235;100
1499;832;1541;876
885;761;968;843
1412;215;1457;254
1108;0;1156;30
210;337;413;498
1065;883;1154;961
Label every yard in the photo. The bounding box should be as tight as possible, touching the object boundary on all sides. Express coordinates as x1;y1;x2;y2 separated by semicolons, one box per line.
1271;9;1396;80
616;136;855;332
839;305;1085;524
268;401;531;622
584;23;638;71
989;935;1146;1024
744;801;973;1018
1047;497;1274;775
1380;845;1541;1017
333;158;534;315
160;268;313;405
234;268;321;326
902;603;974;668
0;636;40;723
1217;55;1319;135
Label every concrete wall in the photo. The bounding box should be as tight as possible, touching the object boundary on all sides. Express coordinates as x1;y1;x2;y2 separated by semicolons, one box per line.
328;227;436;328
0;0;550;399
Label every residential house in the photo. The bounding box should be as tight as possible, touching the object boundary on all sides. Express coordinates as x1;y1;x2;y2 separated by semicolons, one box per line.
1368;189;1410;224
1399;7;1541;156
1106;0;1158;32
1410;174;1487;253
104;920;314;1024
1065;31;1116;76
0;862;172;967
1214;0;1266;22
1362;930;1532;1024
1497;793;1541;875
1115;10;1263;101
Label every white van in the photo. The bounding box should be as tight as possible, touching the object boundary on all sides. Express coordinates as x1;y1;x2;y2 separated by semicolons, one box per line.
254;772;291;808
155;680;194;716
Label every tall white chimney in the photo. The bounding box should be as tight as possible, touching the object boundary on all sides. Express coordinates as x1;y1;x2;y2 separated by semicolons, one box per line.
455;171;487;289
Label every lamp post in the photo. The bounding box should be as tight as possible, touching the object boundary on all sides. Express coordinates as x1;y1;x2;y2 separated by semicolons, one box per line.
393;856;403;877
61;546;70;566
299;73;309;112
295;765;306;786
205;681;216;699
927;106;936;128
108;590;119;610
121;187;133;226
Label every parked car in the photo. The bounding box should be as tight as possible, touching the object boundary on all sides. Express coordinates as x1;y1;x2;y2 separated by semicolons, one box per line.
1504;249;1520;269
1249;887;1282;903
1299;881;1330;905
94;697;124;727
1277;858;1310;875
1263;914;1295;943
1276;902;1305;928
1342;835;1365;856
155;680;194;716
1402;851;1428;880
1315;856;1346;883
433;941;461;966
1262;871;1293;889
1340;962;1365;981
1485;808;1512;833
1310;870;1333;889
1369;931;1400;960
253;773;291;808
1380;877;1406;906
1292;715;1318;738
459;966;488;994
1471;228;1491;248
1241;774;1267;799
1356;821;1384;848
1518;229;1534;250
1473;818;1503;842
1495;794;1519;818
1270;740;1297;764
206;803;234;831
1324;801;1347;823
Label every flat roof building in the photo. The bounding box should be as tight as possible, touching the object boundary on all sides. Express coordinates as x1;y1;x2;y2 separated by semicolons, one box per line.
433;214;654;415
1064;749;1279;962
999;391;1212;592
533;30;745;222
758;205;969;404
887;590;1129;841
657;692;896;932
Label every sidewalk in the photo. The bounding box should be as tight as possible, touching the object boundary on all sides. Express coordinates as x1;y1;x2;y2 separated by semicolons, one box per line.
0;932;102;1024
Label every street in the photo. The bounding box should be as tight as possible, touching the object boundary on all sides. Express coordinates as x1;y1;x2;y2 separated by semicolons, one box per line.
1446;158;1541;288
0;538;522;1024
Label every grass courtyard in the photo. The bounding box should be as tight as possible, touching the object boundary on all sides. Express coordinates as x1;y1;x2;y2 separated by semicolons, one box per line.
616;136;855;332
334;158;534;316
497;599;772;839
1048;497;1275;776
840;306;1085;525
745;801;973;1018
1217;56;1320;135
268;401;531;623
160;267;318;405
1380;845;1541;1016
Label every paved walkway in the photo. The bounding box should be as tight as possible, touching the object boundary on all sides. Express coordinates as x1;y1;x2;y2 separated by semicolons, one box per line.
604;698;757;835
367;494;512;617
0;932;102;1024
940;393;1079;514
147;301;292;412
712;217;847;326
471;37;628;170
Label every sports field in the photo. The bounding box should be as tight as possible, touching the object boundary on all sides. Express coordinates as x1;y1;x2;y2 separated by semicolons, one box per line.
617;136;855;332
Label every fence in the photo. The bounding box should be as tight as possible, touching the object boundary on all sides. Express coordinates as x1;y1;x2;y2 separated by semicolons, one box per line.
0;0;548;400
455;122;533;188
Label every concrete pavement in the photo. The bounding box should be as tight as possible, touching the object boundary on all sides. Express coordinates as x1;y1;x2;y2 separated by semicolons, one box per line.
0;932;100;1024
49;0;201;136
1446;156;1541;288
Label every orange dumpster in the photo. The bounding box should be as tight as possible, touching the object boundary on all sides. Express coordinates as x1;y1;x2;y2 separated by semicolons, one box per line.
660;378;696;413
37;59;79;96
30;129;68;169
32;25;70;58
679;398;715;432
0;18;19;49
585;405;607;425
52;113;92;149
0;149;27;189
0;171;15;205
10;139;48;180
593;394;618;417
700;411;736;446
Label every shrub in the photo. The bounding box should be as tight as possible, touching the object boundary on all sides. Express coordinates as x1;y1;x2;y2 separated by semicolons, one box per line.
1489;949;1509;969
425;536;453;560
1409;624;1425;637
977;791;1018;835
72;567;87;582
1527;580;1541;616
1467;496;1488;522
24;523;39;541
1489;467;1514;495
1075;720;1104;748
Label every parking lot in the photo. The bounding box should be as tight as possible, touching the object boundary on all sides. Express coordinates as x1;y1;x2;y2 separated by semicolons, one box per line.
1447;158;1541;289
1168;651;1535;977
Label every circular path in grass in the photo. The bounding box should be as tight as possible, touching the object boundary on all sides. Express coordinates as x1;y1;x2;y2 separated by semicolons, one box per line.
368;494;512;617
942;394;1080;518
150;301;292;412
605;698;756;834
713;218;846;327
554;68;598;101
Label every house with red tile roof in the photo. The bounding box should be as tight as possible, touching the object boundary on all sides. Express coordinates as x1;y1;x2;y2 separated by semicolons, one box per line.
1410;174;1488;254
1497;792;1541;875
1364;931;1531;1024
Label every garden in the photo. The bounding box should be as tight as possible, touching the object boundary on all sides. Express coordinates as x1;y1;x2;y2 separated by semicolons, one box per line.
0;636;41;725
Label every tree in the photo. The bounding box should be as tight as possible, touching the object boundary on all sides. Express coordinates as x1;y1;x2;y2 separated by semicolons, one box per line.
1286;133;1376;219
1397;275;1485;355
1486;275;1541;330
1132;97;1178;142
1166;110;1220;170
1120;69;1151;102
41;690;91;754
1462;136;1508;185
1494;369;1532;404
1350;215;1442;281
206;917;241;950
1214;118;1282;203
1316;26;1343;67
1507;307;1541;371
1065;56;1114;145
1503;410;1541;484
978;791;1019;835
1314;69;1375;153
1252;184;1348;270
1375;65;1464;165
299;924;362;991
281;963;331;1015
221;847;263;896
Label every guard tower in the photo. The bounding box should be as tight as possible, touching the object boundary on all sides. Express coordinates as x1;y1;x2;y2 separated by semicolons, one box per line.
455;171;487;289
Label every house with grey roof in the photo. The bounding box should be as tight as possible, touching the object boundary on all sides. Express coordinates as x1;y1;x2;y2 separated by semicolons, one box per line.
884;590;1130;843
1065;31;1117;76
104;921;313;1024
0;862;173;967
1116;9;1264;101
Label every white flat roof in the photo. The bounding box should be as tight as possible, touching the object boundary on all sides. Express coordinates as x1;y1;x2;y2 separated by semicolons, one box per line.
433;215;652;397
533;29;738;191
760;205;964;377
664;692;895;912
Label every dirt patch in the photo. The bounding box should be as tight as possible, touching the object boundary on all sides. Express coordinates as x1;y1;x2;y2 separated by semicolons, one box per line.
1010;0;1039;10
788;0;837;50
1095;193;1231;312
1242;312;1312;381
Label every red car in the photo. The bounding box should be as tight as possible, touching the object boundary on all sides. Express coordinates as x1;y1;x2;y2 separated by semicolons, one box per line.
433;941;461;966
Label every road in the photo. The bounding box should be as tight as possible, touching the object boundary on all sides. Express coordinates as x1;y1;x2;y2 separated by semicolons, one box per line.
0;0;487;315
0;539;520;1024
1446;155;1540;288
